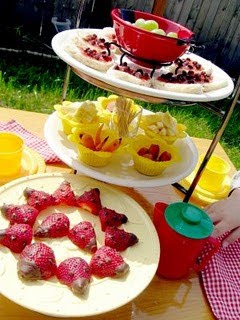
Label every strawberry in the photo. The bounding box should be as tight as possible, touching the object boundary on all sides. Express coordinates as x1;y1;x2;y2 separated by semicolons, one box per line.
57;257;91;295
149;144;160;160
76;188;102;215
0;224;32;253
90;246;129;278
142;153;153;160
24;187;55;211
105;227;138;251
53;180;77;206
68;221;97;253
0;204;39;227
98;207;128;231
158;151;171;162
34;213;70;238
18;243;57;280
137;147;148;156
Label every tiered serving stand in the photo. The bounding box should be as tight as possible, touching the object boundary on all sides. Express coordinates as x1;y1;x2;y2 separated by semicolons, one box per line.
49;28;239;202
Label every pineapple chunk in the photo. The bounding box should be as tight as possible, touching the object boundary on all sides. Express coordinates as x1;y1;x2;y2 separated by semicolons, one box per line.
159;128;167;136
156;121;163;129
148;124;159;133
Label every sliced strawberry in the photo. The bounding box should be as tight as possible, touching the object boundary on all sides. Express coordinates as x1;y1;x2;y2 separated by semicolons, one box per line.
68;221;97;253
142;153;153;160
105;227;138;251
18;243;57;280
137;147;148;156
149;144;160;160
53;181;77;206
57;257;91;295
98;207;128;231
34;213;70;238
1;204;39;227
76;188;102;215
158;151;171;162
24;188;55;211
0;224;33;253
90;246;129;278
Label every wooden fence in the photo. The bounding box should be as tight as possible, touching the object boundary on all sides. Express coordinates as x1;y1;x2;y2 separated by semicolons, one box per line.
164;0;240;76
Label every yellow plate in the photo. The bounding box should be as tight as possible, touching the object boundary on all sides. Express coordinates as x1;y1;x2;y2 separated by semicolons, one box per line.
0;173;160;317
181;170;231;205
0;147;46;185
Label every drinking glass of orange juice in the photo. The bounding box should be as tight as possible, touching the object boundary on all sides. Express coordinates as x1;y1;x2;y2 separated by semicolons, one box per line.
0;132;24;177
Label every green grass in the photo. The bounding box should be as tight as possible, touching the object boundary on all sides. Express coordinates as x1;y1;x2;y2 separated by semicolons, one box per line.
0;53;239;168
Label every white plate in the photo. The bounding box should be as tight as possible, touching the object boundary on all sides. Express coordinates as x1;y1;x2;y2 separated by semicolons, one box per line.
0;173;160;317
52;29;234;102
44;112;198;188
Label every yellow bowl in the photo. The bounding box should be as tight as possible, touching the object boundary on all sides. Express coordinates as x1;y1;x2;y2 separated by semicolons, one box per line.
140;121;187;144
68;126;122;167
96;95;118;115
129;135;180;176
198;154;231;192
55;101;104;135
57;111;102;135
58;113;78;135
76;144;113;167
0;132;24;177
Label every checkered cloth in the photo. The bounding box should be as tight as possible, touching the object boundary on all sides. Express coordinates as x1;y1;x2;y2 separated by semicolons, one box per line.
0;120;61;163
201;237;240;320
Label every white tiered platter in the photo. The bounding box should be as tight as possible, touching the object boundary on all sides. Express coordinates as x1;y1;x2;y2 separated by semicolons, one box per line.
52;29;234;102
44;111;198;188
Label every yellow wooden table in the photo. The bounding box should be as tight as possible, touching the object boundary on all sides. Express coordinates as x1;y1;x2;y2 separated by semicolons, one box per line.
0;107;236;320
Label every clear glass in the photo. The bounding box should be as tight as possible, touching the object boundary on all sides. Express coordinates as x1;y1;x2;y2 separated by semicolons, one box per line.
110;102;143;138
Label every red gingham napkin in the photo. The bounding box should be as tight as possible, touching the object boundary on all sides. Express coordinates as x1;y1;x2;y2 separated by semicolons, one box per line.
0;120;61;163
201;238;240;320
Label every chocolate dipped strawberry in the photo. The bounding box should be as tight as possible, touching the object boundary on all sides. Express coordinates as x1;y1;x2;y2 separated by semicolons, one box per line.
34;213;70;238
0;224;33;253
24;188;55;211
68;221;97;253
53;180;77;206
1;204;39;227
90;246;129;278
76;188;102;215
98;207;128;231
105;227;138;251
18;243;57;280
57;257;91;295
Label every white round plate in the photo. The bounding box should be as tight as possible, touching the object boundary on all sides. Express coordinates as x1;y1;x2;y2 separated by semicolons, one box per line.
44;112;198;188
52;29;234;102
0;173;160;317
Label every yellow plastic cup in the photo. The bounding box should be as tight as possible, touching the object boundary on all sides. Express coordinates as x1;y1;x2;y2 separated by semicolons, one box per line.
0;132;24;177
198;154;231;192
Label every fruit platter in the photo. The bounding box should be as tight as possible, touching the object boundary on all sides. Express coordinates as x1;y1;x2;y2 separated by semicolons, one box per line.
52;9;234;102
44;95;198;187
0;173;160;317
